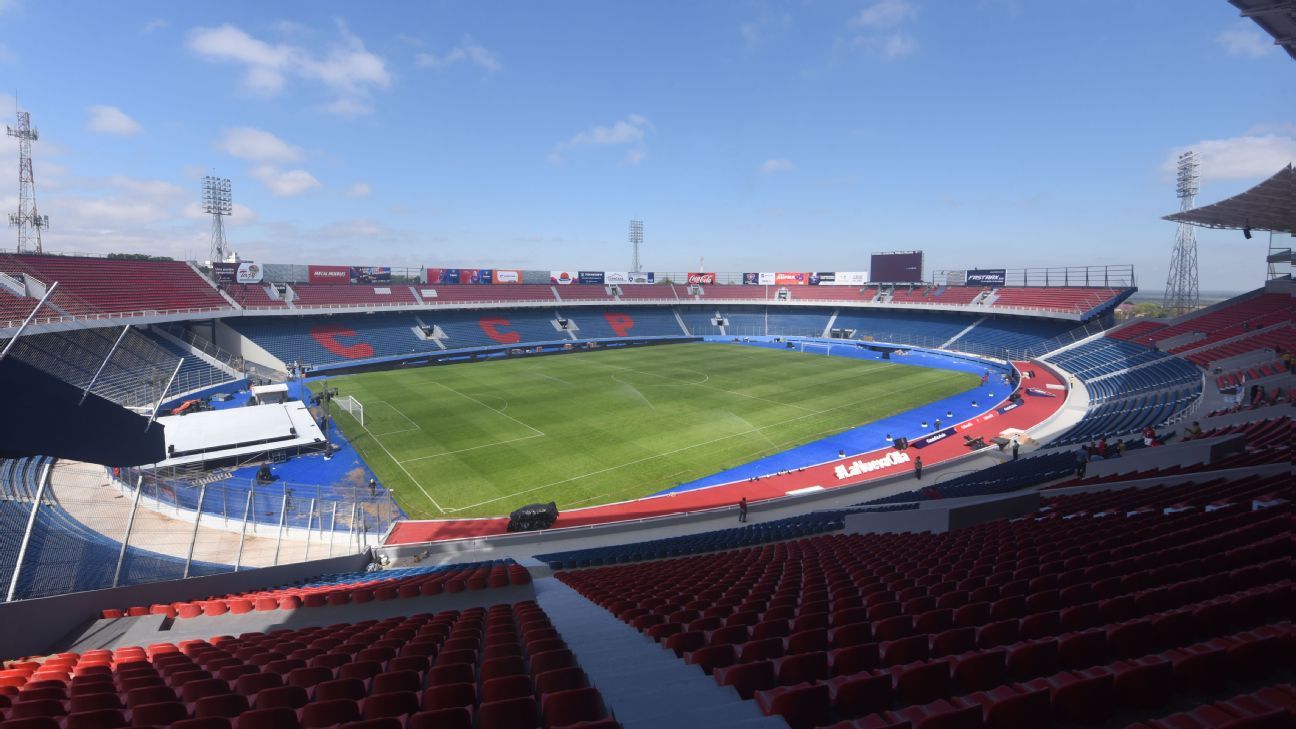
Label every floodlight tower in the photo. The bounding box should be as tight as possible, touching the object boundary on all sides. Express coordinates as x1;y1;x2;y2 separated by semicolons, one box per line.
7;107;49;254
629;219;644;272
202;176;232;263
1163;151;1200;316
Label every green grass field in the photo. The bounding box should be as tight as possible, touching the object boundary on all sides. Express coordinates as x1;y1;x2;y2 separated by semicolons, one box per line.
314;343;978;519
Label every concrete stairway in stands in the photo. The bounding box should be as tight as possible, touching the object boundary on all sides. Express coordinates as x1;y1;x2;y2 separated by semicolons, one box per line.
535;578;789;729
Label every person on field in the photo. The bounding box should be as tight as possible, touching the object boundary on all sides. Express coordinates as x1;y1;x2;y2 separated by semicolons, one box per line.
914;457;923;480
1011;437;1020;460
738;497;748;523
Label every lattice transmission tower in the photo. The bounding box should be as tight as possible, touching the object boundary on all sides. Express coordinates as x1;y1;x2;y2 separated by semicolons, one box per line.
7;107;49;254
1163;151;1200;316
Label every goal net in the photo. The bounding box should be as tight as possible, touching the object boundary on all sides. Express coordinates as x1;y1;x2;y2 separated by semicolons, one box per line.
798;341;836;357
337;395;364;427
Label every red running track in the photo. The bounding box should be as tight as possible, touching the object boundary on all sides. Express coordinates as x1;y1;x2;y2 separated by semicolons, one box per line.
386;361;1069;544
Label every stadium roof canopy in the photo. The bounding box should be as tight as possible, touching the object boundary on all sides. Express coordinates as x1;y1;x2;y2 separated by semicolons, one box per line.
1163;164;1295;233
1229;0;1296;59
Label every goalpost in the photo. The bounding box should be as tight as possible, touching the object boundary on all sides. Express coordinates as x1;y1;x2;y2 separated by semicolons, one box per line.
337;395;365;427
797;341;836;357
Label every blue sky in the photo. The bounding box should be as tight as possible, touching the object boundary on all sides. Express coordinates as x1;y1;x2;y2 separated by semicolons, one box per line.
0;0;1291;292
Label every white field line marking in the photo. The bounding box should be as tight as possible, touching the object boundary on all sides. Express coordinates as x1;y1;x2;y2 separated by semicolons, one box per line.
441;374;908;513
610;374;657;411
398;433;545;464
347;402;445;514
592;359;822;413
432;382;545;437
367;400;421;436
531;371;578;387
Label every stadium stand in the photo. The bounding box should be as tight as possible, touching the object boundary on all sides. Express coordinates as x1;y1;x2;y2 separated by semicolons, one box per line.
989;287;1126;316
0;601;617;729
1043;338;1204;447
138;329;236;392
553;286;616;302
859;450;1076;505
426;284;559;304
0;254;230;318
614;285;679;301
535;513;847;570
104;559;532;619
556;482;1290;729
225;283;288;309
0;457;229;601
289;284;419;308
955;317;1078;353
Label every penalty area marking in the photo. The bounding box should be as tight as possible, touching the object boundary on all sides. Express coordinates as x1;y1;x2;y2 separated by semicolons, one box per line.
431;382;545;437
353;406;445;515
365;400;421;436
438;363;925;514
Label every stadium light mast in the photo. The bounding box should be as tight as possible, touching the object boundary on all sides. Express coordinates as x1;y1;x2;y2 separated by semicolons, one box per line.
1162;151;1199;316
7;106;49;254
629;219;644;272
202;175;232;263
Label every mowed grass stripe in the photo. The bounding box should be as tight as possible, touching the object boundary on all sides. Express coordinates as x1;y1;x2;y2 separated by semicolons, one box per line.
315;343;978;519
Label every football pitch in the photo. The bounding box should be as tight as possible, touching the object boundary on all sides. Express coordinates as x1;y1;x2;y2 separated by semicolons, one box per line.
315;343;978;519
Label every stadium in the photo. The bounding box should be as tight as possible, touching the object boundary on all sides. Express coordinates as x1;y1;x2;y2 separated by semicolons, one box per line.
0;3;1292;729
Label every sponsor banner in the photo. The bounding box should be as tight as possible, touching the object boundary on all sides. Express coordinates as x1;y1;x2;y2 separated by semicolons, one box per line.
493;269;521;284
775;272;808;285
236;262;263;284
965;268;1006;287
910;426;956;449
743;273;759;285
626;272;655;284
687;272;717;285
810;272;836;285
997;402;1021;415
550;270;577;285
834;271;868;286
212;262;237;286
604;271;631;284
758;272;776;285
308;265;350;285
521;269;551;284
1026;387;1057;398
833;451;911;480
349;266;391;284
425;268;461;284
458;268;491;285
946;270;967;286
578;271;605;285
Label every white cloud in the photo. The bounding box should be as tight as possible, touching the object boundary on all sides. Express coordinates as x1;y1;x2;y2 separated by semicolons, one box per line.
415;35;502;72
187;21;391;110
345;182;372;197
740;10;792;49
140;19;168;34
760;158;794;175
851;0;916;28
622;149;647;166
318;97;373;118
843;1;918;60
250;165;322;196
1216;25;1276;58
881;33;918;59
86;106;143;136
1164;133;1296;182
215;127;305;163
549;114;654;164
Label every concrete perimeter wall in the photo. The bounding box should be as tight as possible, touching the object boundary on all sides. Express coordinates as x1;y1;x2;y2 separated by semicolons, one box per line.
0;552;369;660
